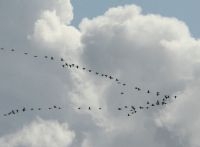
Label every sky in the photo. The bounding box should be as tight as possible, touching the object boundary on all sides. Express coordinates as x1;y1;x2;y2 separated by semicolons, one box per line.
0;0;200;147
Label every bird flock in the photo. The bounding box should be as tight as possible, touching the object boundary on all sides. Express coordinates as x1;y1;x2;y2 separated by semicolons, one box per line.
0;47;178;117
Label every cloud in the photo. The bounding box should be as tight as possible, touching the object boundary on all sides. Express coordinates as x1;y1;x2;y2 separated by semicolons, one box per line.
0;118;75;147
1;1;200;147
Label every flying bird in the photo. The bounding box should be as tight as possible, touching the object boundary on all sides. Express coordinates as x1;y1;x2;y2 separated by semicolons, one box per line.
34;55;38;57
24;53;28;55
11;49;15;51
51;57;54;60
61;58;64;61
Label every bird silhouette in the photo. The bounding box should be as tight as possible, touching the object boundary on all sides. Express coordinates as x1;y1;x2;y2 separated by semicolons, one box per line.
45;56;48;58
61;58;64;61
120;92;124;95
24;53;28;55
51;57;54;60
88;107;91;110
22;107;26;112
118;108;122;110
11;49;15;51
34;55;38;58
156;92;160;96
147;90;150;93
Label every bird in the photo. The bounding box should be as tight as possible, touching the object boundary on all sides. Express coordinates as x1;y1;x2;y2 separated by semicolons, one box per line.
69;65;72;68
174;96;177;99
88;107;91;110
61;58;64;61
38;108;41;110
156;100;160;105
58;107;62;109
96;72;99;75
48;107;52;110
147;101;150;104
151;104;155;106
51;57;54;60
122;83;126;86
34;55;38;57
78;107;81;110
11;110;15;114
101;74;104;76
104;75;108;77
139;106;144;109
116;78;119;81
146;107;149;109
82;67;86;70
128;113;131;116
16;109;19;113
22;107;26;112
124;106;128;108
88;70;92;72
76;65;79;69
99;107;102;110
72;64;75;67
120;92;124;95
118;108;122;110
109;76;113;79
65;63;68;66
131;106;135;110
62;65;65;68
45;56;48;58
24;53;28;55
11;49;15;51
147;90;150;93
156;92;160;96
53;105;57;108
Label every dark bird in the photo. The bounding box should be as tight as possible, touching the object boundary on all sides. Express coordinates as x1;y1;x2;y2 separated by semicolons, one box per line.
88;107;91;110
61;58;64;61
147;90;150;93
16;109;19;113
76;65;79;69
22;107;26;112
69;65;72;68
99;107;102;110
8;112;12;115
128;113;131;116
38;108;41;110
147;101;150;104
48;107;52;110
96;72;99;75
101;74;104;76
109;76;113;79
72;64;75;67
51;57;54;60
88;70;92;72
45;56;48;58
24;53;28;55
62;65;65;68
139;106;144;109
116;78;119;81
104;75;108;77
120;92;124;95
82;68;86;70
65;63;68;66
122;83;126;86
146;107;149;109
174;96;177;99
124;106;128;108
156;100;160;105
118;108;122;110
53;105;57;108
58;107;62;109
11;49;15;51
156;92;160;96
12;110;15;114
78;107;81;109
162;102;166;105
131;106;135;110
34;55;38;57
151;104;155;106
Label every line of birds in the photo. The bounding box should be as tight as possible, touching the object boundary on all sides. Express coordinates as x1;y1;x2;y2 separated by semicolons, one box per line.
3;93;176;118
0;47;178;116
